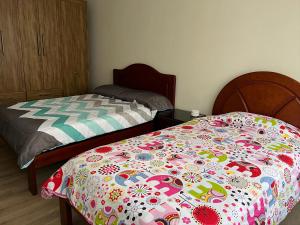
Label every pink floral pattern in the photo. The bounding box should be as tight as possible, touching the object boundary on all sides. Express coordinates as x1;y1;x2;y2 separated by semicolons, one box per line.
42;112;300;225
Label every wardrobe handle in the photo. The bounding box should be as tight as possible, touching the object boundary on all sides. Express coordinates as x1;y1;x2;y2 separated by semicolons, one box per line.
0;31;4;56
36;33;41;56
41;34;45;56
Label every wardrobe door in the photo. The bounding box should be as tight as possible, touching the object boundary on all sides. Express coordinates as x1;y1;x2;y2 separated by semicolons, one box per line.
0;0;26;104
37;0;63;96
19;0;63;100
18;0;43;96
61;0;88;96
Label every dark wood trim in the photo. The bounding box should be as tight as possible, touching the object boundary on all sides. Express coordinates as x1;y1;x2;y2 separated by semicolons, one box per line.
59;198;73;225
59;198;92;225
28;160;37;195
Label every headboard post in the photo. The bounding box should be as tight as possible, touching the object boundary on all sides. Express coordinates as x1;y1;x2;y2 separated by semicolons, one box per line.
113;64;176;106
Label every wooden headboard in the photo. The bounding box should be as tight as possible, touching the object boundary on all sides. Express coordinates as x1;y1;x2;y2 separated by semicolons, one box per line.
113;64;176;106
213;71;300;128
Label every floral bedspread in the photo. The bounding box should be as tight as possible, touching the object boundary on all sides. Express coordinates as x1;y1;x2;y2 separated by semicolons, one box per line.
42;112;300;225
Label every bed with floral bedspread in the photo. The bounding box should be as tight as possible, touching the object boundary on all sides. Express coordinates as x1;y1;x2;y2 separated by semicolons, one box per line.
42;112;300;225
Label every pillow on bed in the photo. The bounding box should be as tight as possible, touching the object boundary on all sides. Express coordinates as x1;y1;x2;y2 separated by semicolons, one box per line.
93;85;128;98
92;85;173;111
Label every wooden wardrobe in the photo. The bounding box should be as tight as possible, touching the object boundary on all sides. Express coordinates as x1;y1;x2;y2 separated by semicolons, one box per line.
0;0;88;104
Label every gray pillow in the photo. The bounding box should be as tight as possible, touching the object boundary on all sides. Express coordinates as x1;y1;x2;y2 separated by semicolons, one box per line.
93;85;129;98
92;85;173;111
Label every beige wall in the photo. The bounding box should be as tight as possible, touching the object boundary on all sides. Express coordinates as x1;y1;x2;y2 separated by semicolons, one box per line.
87;0;300;115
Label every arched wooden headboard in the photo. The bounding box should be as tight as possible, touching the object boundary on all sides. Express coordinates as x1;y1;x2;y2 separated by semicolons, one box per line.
113;64;176;106
213;72;300;128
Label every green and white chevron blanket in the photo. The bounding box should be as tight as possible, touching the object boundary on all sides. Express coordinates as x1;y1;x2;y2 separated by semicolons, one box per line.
10;94;155;143
1;94;155;168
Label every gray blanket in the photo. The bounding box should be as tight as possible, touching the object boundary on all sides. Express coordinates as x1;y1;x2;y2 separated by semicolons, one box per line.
0;106;61;168
0;94;155;168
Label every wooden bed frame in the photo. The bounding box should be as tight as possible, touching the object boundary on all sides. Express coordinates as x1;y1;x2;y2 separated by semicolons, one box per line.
213;71;300;128
58;71;299;225
27;63;176;195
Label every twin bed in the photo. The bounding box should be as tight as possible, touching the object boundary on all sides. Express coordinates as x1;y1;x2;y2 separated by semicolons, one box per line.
0;64;176;195
1;64;300;225
42;70;300;225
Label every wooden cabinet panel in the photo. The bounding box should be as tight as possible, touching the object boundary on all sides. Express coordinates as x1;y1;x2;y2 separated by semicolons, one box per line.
0;0;88;104
18;0;43;92
0;0;26;102
38;0;63;91
61;0;88;96
0;92;27;105
19;0;63;99
27;89;63;101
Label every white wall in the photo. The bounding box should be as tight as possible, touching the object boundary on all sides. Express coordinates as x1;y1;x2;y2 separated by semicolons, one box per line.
87;0;300;115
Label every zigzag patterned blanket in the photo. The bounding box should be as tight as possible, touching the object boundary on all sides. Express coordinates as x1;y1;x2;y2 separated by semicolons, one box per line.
1;94;155;168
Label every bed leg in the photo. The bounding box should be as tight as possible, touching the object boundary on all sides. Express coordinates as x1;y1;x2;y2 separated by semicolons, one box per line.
28;161;38;195
59;198;73;225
